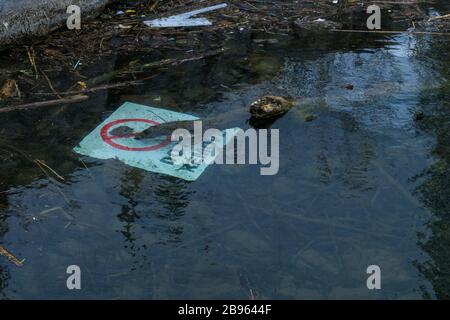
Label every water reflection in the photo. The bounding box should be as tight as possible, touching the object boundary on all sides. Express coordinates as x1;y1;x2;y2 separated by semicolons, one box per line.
412;37;450;299
0;20;449;298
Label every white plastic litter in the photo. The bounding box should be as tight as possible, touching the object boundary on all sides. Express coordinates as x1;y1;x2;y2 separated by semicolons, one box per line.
144;3;227;28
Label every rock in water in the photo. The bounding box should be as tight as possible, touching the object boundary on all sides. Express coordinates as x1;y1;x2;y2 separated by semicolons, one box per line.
249;96;294;120
304;114;318;122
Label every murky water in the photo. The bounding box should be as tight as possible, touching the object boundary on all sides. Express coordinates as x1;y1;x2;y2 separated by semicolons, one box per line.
1;25;450;299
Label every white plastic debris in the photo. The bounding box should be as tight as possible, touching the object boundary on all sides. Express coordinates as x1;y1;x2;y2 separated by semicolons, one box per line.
144;3;227;28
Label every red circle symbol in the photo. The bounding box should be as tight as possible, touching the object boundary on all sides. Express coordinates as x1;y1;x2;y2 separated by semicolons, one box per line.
100;118;171;151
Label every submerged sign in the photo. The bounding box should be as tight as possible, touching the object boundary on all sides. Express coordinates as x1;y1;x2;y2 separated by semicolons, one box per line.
74;102;238;181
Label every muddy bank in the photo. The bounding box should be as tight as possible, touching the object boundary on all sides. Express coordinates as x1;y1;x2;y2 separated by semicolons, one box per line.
0;0;109;47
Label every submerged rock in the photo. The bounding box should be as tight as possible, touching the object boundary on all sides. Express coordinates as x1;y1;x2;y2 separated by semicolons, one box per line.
0;0;109;48
414;111;425;121
340;83;354;90
304;114;317;122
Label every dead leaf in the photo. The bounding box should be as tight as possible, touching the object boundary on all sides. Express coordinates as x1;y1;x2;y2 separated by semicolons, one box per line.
77;81;87;90
0;79;17;99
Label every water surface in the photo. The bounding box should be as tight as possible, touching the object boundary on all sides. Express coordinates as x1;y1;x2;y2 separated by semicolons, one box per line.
0;26;449;299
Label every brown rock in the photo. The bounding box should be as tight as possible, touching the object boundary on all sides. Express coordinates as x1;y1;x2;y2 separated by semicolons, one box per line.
249;95;294;120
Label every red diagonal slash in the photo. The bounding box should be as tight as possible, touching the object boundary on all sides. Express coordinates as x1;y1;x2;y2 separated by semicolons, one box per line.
100;118;171;151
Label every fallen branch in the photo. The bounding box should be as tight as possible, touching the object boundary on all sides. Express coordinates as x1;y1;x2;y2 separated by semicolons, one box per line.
0;94;88;113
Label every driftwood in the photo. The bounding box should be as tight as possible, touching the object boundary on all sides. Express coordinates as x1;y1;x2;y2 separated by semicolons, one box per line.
0;94;88;113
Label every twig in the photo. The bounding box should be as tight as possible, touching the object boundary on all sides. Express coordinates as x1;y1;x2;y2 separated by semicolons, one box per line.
33;161;72;205
40;68;62;99
79;157;93;178
428;13;450;22
0;94;88;113
149;0;160;12
35;159;65;181
0;246;24;267
39;206;74;221
25;46;38;79
14;81;21;99
34;160;53;181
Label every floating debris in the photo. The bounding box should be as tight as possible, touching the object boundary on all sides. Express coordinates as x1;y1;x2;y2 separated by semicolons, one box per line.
294;17;342;33
0;246;24;267
144;3;228;28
